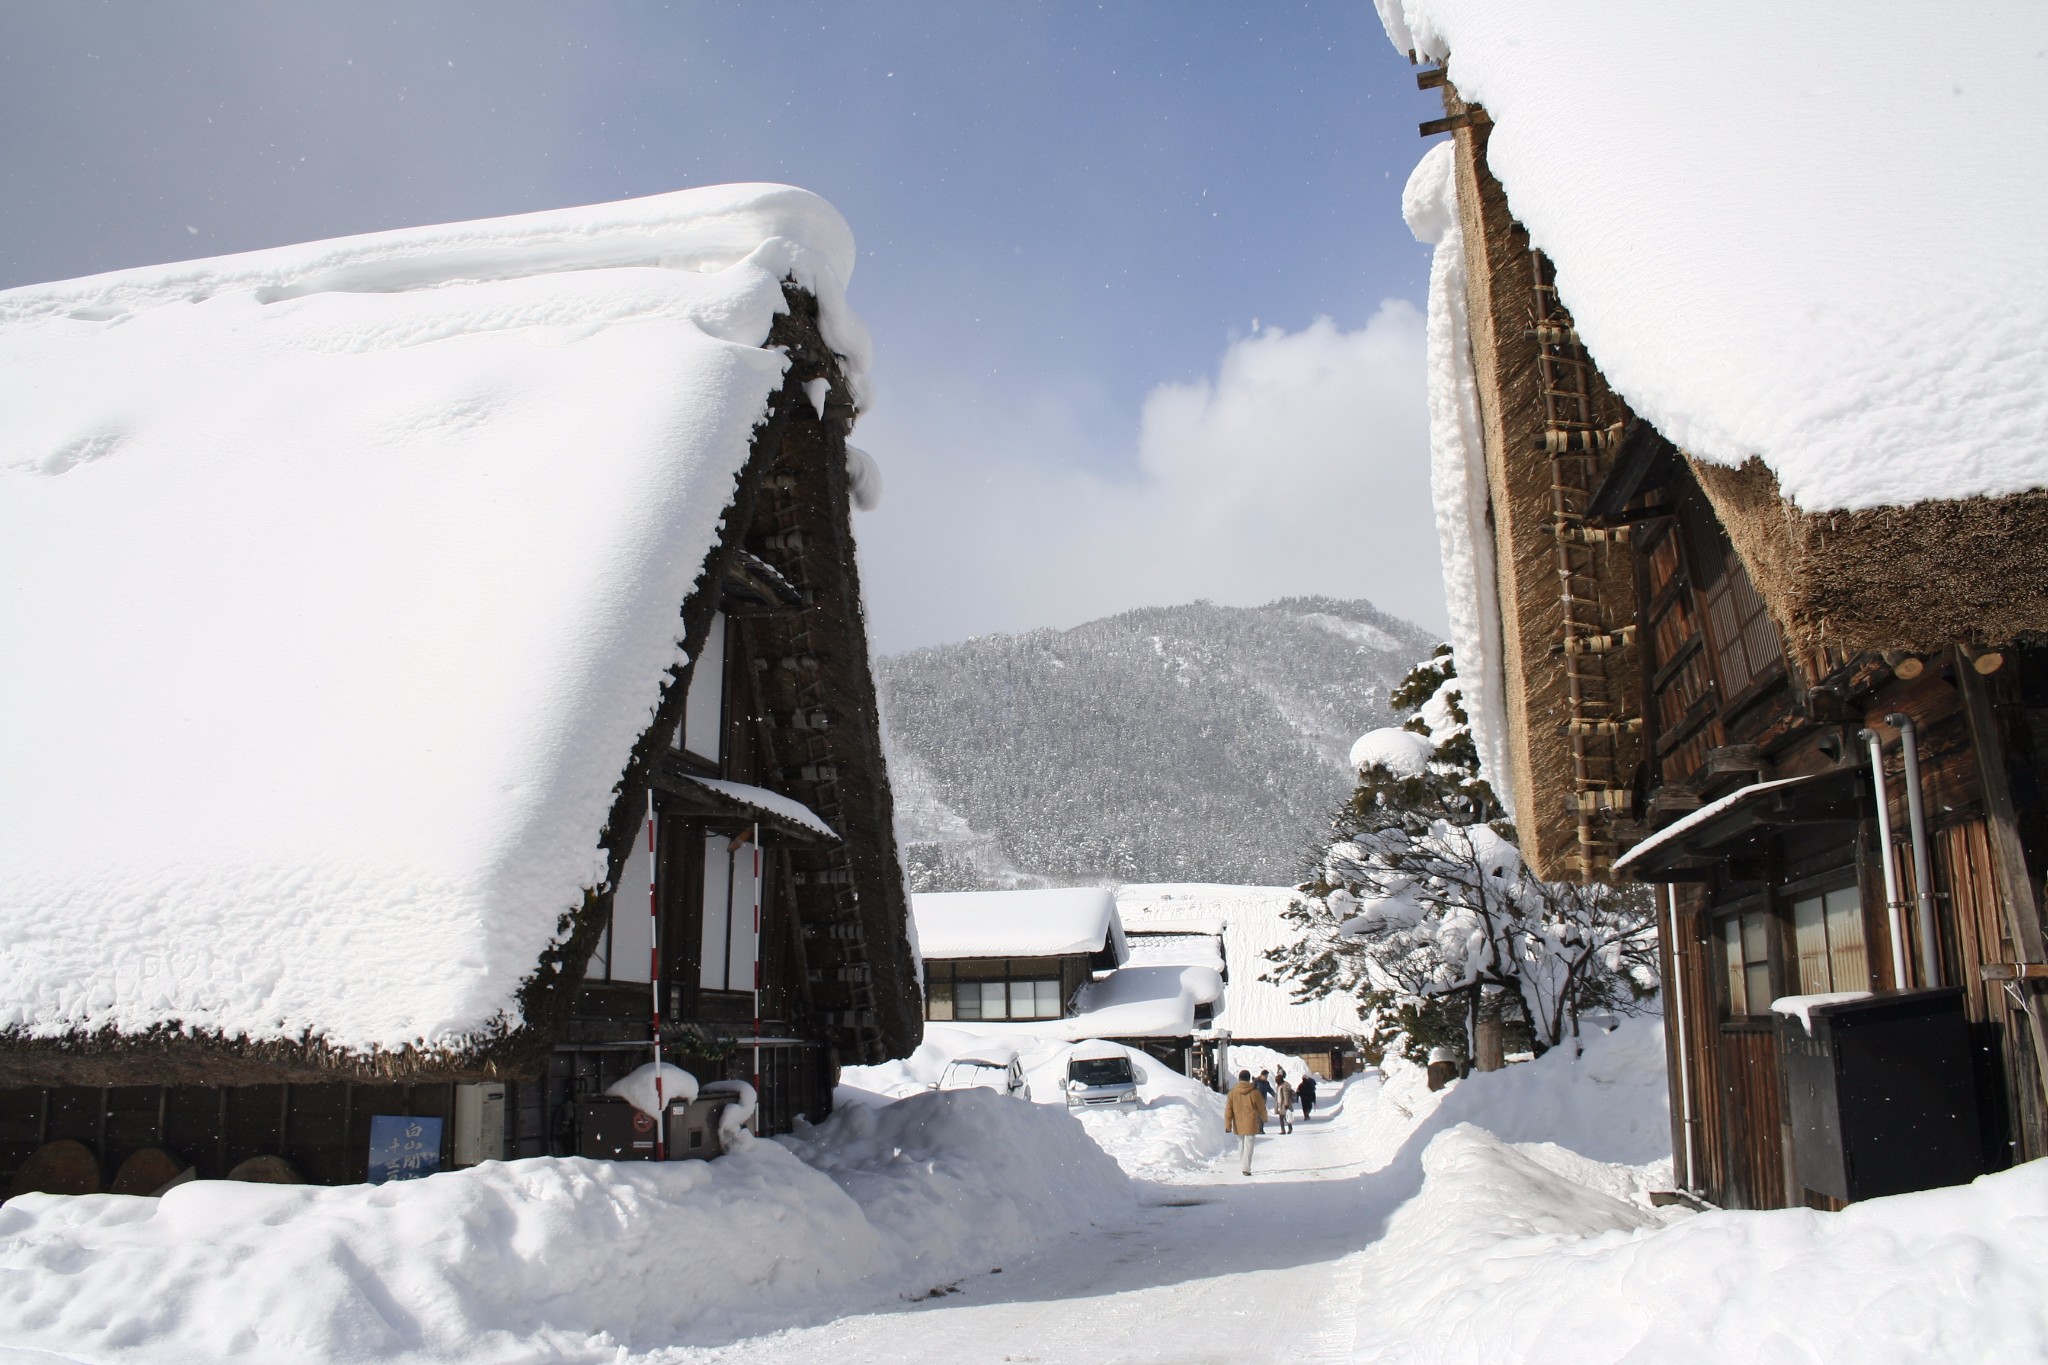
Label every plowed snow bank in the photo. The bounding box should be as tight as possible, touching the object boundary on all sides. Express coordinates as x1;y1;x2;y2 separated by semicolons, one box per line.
1353;1020;2048;1362
0;1090;1132;1364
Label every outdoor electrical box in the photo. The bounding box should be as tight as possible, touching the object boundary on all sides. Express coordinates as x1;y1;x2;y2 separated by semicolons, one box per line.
577;1097;662;1160
666;1096;733;1161
576;1095;736;1162
452;1082;508;1167
1777;988;1986;1202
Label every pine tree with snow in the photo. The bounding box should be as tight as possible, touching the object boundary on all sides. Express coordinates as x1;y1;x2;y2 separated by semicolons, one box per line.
1267;648;1659;1064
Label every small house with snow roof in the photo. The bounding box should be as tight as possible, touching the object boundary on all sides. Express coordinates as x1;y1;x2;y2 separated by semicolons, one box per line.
0;185;921;1193
915;886;1238;1076
913;888;1128;1026
1119;885;1366;1083
1386;4;2048;1210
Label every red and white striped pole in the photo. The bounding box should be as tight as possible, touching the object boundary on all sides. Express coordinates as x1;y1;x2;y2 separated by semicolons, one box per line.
750;822;762;1120
648;787;665;1160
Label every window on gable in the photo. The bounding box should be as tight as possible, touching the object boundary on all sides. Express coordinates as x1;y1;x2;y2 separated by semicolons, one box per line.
1701;559;1784;704
677;611;727;763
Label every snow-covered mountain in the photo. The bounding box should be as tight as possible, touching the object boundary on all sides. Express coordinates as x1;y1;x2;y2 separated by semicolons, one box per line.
878;597;1438;890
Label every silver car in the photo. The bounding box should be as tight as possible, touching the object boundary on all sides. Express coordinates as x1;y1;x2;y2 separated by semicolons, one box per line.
1064;1049;1139;1108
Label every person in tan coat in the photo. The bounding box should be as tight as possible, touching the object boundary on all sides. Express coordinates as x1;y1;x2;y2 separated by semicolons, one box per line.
1224;1069;1266;1174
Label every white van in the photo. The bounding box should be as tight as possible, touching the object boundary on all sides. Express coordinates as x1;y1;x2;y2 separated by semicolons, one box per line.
1063;1043;1140;1108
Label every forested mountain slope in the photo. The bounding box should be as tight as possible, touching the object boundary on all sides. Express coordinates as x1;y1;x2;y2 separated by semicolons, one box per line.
879;597;1437;889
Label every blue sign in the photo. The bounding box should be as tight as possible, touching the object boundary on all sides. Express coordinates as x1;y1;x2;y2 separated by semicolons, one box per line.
367;1115;444;1185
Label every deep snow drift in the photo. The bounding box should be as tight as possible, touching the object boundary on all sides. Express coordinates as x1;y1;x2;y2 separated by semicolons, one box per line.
0;1090;1132;1364
8;1017;2045;1363
1356;1022;2048;1363
839;1024;1234;1181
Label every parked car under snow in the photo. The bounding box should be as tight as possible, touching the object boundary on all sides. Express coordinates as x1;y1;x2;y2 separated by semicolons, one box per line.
931;1047;1032;1101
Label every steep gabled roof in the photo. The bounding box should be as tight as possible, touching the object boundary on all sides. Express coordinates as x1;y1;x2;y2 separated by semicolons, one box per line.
0;185;868;1063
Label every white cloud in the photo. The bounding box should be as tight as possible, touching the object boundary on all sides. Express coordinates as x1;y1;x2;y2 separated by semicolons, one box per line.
856;300;1443;652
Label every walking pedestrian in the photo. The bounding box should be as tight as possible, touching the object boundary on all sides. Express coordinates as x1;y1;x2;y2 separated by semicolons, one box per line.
1298;1071;1319;1122
1253;1068;1274;1119
1273;1071;1295;1133
1225;1069;1265;1174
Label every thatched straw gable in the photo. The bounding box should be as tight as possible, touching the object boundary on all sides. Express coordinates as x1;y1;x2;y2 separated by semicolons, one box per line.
0;189;918;1084
1396;5;2048;878
1690;458;2048;658
1437;90;1641;879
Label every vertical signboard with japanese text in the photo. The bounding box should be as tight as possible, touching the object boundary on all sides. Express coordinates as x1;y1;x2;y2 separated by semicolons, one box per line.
366;1115;444;1184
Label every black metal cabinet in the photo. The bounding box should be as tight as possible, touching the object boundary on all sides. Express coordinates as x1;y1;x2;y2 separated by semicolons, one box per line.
575;1095;732;1162
1777;988;1986;1202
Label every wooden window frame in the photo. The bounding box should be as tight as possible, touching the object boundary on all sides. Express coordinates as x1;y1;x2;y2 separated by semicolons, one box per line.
923;958;1069;1021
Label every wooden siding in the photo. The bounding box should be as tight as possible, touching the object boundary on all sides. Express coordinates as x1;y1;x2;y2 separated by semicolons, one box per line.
1934;818;2043;1166
1715;1025;1787;1210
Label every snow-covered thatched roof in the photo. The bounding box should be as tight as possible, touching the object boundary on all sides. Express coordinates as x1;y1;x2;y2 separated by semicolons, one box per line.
1378;0;2048;512
1124;929;1226;976
1118;885;1367;1041
913;888;1127;963
0;184;867;1063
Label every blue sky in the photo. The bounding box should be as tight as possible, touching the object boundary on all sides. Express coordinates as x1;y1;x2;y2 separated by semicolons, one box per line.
0;2;1448;651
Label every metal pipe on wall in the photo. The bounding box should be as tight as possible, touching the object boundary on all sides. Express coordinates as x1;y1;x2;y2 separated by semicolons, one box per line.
1886;713;1943;988
1860;727;1912;990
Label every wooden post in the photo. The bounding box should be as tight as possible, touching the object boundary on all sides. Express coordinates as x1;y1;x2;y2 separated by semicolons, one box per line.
1954;653;2048;1119
751;822;763;1122
1475;990;1507;1072
647;786;666;1160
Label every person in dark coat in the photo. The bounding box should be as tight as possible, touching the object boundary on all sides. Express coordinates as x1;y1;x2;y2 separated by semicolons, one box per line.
1297;1070;1319;1121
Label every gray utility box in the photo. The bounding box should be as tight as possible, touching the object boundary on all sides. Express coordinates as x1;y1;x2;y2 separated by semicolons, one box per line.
576;1095;733;1162
1776;988;1986;1203
666;1096;733;1161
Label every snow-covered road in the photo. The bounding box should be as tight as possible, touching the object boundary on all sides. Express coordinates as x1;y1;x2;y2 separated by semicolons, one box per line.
659;1077;1419;1365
